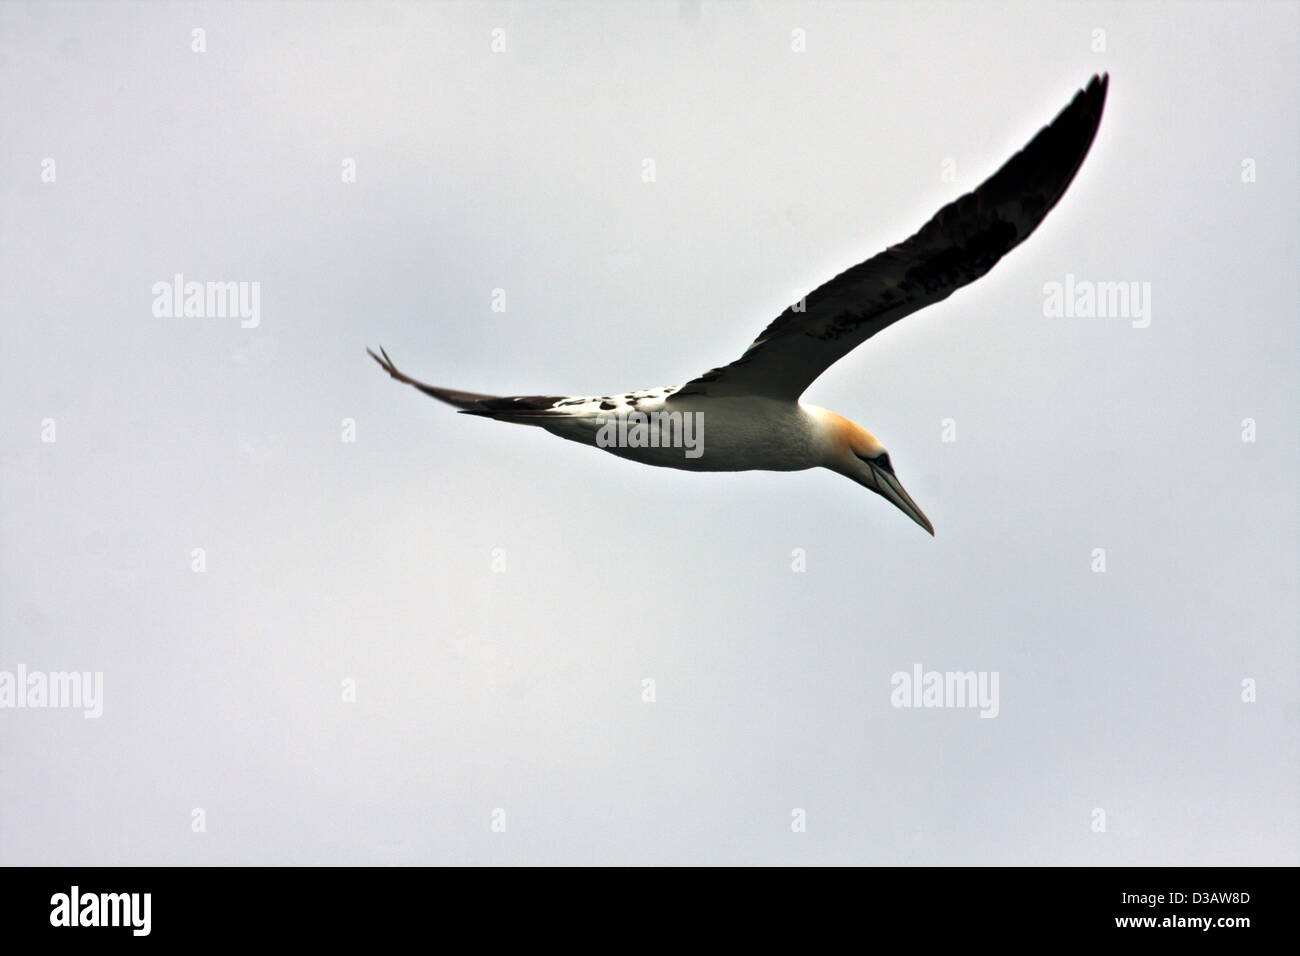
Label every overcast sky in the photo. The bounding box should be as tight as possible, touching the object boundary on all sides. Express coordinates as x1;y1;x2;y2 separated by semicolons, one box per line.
1;1;1296;865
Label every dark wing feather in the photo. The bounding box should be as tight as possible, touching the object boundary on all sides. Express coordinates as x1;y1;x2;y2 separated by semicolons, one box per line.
367;346;501;409
368;347;574;421
674;74;1109;401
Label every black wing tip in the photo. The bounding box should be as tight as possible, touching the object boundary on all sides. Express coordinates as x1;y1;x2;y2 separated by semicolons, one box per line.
966;71;1110;241
367;344;402;377
1076;71;1109;132
1061;72;1109;144
367;345;503;409
1074;73;1108;104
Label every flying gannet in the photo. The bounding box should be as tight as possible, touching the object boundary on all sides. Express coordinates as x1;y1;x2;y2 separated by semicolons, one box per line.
370;74;1109;534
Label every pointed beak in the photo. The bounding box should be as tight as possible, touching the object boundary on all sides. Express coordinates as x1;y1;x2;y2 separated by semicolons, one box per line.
864;459;934;536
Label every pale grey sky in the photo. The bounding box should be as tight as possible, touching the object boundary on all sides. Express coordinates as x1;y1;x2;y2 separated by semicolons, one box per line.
1;1;1296;865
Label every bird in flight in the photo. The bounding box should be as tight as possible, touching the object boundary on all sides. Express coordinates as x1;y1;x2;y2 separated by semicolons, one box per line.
370;74;1108;535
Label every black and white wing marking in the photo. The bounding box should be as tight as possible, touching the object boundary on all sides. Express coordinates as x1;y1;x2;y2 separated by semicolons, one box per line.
674;74;1109;402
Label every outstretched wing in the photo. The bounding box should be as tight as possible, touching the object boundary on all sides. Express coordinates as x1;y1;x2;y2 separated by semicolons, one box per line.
674;74;1109;401
367;346;593;423
368;347;504;408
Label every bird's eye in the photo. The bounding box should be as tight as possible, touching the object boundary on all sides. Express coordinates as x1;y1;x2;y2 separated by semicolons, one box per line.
854;449;893;473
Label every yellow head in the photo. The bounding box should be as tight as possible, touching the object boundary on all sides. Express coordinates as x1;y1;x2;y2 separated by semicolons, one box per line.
820;410;933;535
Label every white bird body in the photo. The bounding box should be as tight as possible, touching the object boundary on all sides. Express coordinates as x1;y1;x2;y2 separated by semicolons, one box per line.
498;390;830;472
370;75;1110;535
613;396;830;473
